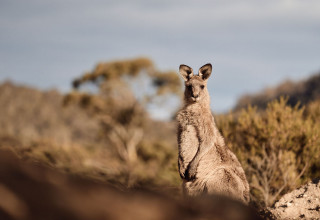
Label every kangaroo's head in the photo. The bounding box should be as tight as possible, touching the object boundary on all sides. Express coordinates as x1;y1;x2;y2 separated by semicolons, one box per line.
179;63;212;104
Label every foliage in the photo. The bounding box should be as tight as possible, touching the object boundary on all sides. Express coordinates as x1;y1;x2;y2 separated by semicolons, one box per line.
63;58;182;190
0;82;100;146
72;57;182;98
216;97;320;207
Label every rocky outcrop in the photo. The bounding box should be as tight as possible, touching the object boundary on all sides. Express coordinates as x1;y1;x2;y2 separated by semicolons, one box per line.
269;178;320;219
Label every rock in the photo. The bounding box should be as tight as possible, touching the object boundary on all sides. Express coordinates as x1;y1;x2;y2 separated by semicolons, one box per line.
269;178;320;219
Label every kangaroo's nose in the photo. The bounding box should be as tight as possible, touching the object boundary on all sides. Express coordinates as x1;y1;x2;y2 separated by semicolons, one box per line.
193;94;199;98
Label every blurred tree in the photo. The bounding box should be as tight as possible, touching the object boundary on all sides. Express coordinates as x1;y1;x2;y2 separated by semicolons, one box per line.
64;57;182;187
72;57;181;99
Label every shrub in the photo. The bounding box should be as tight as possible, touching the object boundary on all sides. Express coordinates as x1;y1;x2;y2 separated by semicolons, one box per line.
216;97;320;207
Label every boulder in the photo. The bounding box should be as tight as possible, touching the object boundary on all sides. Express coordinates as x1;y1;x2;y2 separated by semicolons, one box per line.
269;178;320;219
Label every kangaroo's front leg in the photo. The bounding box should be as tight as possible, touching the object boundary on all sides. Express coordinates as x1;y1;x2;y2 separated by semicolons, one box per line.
185;122;214;180
185;147;199;180
185;143;211;180
178;155;186;179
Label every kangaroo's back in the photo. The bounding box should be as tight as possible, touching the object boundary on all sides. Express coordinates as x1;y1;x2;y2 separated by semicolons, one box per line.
177;63;250;204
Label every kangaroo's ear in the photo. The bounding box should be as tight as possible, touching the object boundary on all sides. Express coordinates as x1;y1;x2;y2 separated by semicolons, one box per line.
198;63;212;80
179;64;194;81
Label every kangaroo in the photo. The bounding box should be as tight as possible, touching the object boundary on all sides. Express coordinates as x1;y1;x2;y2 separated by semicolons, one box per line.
176;63;250;204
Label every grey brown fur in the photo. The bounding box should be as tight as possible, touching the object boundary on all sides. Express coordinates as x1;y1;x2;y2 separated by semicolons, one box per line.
176;63;250;204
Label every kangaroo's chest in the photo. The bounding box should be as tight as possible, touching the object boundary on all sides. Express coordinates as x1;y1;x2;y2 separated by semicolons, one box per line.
179;124;199;164
177;108;214;163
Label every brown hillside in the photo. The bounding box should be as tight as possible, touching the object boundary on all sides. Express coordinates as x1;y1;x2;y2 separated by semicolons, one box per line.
234;72;320;110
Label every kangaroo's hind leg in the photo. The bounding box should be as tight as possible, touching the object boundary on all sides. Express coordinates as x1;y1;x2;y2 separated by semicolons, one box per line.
205;168;248;203
183;179;207;197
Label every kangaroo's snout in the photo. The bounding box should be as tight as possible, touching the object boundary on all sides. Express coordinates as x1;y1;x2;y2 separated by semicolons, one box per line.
191;89;199;98
191;90;200;101
191;86;200;100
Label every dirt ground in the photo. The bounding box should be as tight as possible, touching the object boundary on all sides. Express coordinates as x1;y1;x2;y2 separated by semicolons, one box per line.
0;149;261;220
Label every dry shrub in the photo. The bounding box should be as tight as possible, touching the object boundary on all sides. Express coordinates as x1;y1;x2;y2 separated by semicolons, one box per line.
0;81;100;146
217;97;320;207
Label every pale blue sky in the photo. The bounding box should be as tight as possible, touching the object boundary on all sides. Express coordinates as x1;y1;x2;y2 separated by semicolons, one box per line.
1;0;320;118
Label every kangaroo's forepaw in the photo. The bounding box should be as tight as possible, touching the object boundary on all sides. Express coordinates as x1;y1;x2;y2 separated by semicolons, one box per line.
185;164;197;180
179;168;186;179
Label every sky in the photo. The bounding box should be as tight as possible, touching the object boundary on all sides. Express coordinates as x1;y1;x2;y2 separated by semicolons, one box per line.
1;0;320;119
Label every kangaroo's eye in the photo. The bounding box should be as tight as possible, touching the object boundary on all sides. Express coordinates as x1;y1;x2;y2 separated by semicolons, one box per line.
187;85;192;90
200;85;205;89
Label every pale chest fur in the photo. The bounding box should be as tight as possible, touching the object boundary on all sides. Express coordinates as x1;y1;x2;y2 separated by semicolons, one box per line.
177;105;229;164
177;106;214;164
177;105;213;129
